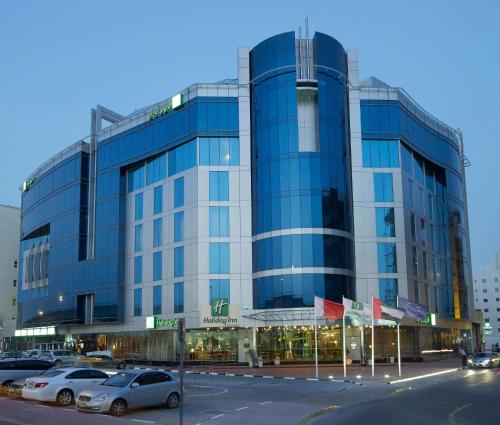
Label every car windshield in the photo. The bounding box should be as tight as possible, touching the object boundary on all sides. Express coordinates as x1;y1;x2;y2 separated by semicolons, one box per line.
473;353;491;359
41;369;65;377
101;372;136;387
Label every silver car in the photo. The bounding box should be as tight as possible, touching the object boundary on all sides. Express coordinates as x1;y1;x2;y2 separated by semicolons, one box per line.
76;370;180;416
467;352;500;368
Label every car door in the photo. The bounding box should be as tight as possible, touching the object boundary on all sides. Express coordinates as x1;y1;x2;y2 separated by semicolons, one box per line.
127;373;160;408
65;369;102;395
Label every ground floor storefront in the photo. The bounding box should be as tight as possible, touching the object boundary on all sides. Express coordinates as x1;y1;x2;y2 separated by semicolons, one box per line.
4;317;473;363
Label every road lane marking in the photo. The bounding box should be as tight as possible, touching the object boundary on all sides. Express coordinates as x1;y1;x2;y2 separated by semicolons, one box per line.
235;406;248;411
211;413;225;419
62;408;74;412
131;420;156;424
36;404;50;408
259;401;272;405
448;402;473;425
243;374;254;378
389;368;459;384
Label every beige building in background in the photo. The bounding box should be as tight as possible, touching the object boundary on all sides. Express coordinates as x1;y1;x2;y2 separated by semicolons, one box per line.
0;204;21;351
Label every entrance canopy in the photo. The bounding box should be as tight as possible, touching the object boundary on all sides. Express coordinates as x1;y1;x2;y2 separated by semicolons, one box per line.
242;308;316;326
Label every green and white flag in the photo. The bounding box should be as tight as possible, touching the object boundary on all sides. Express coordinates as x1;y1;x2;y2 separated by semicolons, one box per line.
343;297;372;325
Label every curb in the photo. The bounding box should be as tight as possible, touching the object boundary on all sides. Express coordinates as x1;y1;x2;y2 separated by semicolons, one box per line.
294;405;339;425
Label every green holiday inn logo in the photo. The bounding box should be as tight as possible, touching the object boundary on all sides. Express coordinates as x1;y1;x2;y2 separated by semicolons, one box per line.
146;316;178;329
211;299;229;317
352;301;364;311
148;93;183;120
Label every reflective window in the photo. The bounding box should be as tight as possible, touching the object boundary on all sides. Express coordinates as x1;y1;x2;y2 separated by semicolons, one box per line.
373;173;393;202
168;139;197;176
134;256;142;284
414;154;424;183
153;251;162;281
424;284;430;306
414;280;420;303
410;213;416;242
128;163;145;193
134;193;143;221
401;143;413;175
427;195;434;221
209;242;230;274
375;207;395;237
209;279;230;303
379;278;398;306
174;282;184;313
174;177;184;208
434;286;440;314
377;243;397;273
153;285;162;315
134;224;143;252
362;140;399;167
134;288;142;316
153;218;162;248
425;162;435;193
146;153;166;185
423;251;428;280
174;247;184;277
420;219;426;246
153;186;163;215
209;207;229;237
430;225;436;250
199;138;240;166
431;255;438;281
209;171;229;201
406;178;414;208
174;212;184;242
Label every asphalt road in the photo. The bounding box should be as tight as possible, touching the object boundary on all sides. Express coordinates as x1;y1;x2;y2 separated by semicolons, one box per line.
312;368;500;425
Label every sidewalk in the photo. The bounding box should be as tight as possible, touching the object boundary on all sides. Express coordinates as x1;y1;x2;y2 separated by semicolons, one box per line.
181;357;463;383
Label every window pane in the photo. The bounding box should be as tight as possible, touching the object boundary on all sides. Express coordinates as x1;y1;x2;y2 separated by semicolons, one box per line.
410;213;416;242
230;138;240;166
374;173;393;202
220;138;230;166
153;251;162;281
389;140;399;167
379;278;398;306
134;288;142;316
153;285;162;315
375;207;395;237
153;218;162;248
209;137;220;166
377;242;397;273
174;177;184;208
209;279;230;303
174;212;184;242
134;224;143;252
174;247;184;277
209;242;230;274
209;206;229;237
146;153;166;185
199;138;210;166
209;171;229;201
128;163;145;193
154;186;163;214
134;256;142;284
174;282;184;313
362;140;371;167
135;193;143;221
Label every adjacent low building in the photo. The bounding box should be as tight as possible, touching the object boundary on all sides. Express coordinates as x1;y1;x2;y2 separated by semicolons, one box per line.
473;252;500;348
0;204;21;351
14;29;475;362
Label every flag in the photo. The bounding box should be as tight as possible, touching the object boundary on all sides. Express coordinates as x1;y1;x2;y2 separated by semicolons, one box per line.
398;297;428;320
343;297;372;324
373;297;404;323
314;296;344;320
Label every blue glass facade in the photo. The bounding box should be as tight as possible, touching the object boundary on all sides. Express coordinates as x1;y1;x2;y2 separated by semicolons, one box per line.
19;94;238;327
250;32;354;307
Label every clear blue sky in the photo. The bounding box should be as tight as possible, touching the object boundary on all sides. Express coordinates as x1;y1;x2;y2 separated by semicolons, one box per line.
1;0;499;269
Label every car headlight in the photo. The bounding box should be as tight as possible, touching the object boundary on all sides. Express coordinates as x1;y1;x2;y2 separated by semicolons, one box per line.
93;393;109;401
467;359;472;363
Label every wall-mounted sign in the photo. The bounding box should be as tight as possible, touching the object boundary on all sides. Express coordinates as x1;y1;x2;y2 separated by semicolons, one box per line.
15;326;56;337
416;313;436;326
200;300;240;327
22;176;37;192
148;93;183;121
146;316;178;330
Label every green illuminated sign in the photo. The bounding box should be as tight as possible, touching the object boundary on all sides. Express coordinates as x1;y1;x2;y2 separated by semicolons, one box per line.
146;316;178;329
211;299;229;317
416;313;436;326
148;93;183;121
22;176;37;192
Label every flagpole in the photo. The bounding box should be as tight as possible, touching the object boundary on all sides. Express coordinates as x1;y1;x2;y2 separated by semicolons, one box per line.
314;312;319;380
397;323;401;377
371;296;375;377
342;296;346;379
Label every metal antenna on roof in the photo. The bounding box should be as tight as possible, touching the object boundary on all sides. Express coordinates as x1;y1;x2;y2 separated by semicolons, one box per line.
298;25;302;79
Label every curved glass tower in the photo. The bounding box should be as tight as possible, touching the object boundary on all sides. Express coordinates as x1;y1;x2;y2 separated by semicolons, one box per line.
250;32;355;309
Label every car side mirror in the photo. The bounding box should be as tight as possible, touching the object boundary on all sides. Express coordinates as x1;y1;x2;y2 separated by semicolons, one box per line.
131;382;140;388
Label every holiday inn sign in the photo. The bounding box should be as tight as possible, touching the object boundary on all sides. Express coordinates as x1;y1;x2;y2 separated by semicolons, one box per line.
200;299;240;327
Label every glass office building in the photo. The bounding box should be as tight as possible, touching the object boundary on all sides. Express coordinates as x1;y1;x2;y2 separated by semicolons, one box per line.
13;30;475;361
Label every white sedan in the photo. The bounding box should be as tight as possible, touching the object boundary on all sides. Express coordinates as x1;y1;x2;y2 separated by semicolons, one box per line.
23;367;109;405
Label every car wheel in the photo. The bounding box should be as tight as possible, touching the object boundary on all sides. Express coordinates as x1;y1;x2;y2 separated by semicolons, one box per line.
166;392;180;409
57;389;74;406
2;380;14;388
110;399;127;416
117;361;126;369
54;359;61;365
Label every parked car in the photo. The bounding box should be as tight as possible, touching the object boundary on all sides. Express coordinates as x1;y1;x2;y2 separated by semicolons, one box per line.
76;370;180;416
467;352;500;368
0;352;19;359
8;377;30;397
41;350;78;365
77;353;127;370
23;367;109;406
0;359;54;387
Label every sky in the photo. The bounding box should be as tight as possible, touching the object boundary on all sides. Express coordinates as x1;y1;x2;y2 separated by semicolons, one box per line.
0;0;499;269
